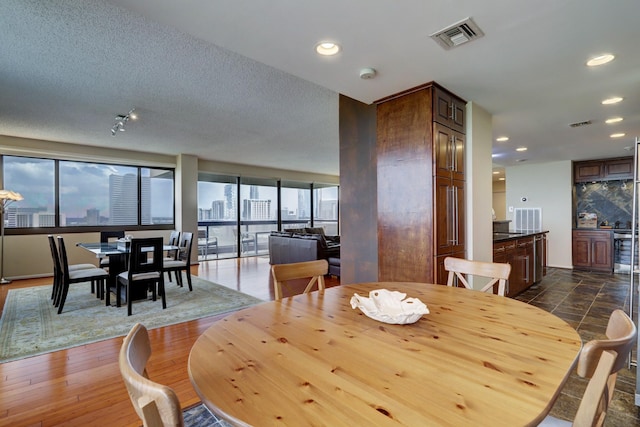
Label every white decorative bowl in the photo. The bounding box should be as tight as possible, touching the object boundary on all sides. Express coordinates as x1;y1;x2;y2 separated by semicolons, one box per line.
350;289;429;325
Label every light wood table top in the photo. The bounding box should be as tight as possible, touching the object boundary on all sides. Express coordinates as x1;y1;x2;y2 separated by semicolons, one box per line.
188;282;582;426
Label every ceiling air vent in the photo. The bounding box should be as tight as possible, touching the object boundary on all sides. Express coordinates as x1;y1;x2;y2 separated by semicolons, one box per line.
569;120;593;128
430;17;484;50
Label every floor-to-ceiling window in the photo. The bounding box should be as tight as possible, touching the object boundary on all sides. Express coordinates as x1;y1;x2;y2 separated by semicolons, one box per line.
197;174;238;260
197;174;339;260
313;184;339;235
239;177;278;258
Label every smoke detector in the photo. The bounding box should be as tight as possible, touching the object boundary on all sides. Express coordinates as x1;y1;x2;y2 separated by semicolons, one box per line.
360;67;377;79
430;17;484;50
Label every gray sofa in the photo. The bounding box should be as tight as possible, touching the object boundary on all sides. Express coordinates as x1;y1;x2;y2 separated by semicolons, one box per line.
268;229;340;265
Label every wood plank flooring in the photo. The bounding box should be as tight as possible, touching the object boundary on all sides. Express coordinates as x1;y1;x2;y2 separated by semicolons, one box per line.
0;258;638;426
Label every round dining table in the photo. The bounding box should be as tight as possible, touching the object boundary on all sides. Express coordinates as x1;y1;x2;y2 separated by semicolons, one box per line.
188;282;582;426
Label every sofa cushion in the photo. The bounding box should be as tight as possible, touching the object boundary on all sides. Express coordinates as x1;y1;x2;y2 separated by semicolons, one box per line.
305;227;326;236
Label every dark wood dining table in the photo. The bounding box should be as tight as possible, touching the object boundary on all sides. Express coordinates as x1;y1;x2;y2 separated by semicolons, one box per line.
188;282;582;426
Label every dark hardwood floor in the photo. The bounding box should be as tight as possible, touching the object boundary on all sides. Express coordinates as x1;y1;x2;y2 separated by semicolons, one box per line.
0;258;638;426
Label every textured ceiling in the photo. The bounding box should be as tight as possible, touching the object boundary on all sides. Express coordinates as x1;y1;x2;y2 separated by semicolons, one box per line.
1;0;639;178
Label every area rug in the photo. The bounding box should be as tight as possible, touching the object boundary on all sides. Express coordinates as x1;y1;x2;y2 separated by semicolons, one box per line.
0;276;263;363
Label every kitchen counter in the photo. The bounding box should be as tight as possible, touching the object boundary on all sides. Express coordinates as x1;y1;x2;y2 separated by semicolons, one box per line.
493;230;548;242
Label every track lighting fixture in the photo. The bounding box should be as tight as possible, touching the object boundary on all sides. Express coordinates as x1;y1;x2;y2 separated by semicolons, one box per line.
110;108;137;136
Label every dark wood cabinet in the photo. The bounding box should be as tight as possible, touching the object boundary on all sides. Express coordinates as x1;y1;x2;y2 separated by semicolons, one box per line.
574;157;633;182
605;158;634;180
434;123;464;181
572;230;613;272
376;82;465;284
433;86;465;133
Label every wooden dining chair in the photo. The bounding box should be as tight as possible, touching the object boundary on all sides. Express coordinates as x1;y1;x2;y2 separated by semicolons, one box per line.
271;259;328;300
163;230;181;282
539;309;636;427
99;230;126;269
163;232;193;291
48;235;98;304
119;323;184;427
56;236;110;314
444;256;511;296
112;237;165;316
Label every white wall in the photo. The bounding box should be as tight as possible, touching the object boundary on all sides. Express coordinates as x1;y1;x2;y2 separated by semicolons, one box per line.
505;161;573;268
492;180;506;220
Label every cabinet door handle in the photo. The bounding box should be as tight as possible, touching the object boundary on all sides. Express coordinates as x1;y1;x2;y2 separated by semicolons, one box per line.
524;255;530;282
453;186;459;245
449;102;455;121
451;135;457;171
447;186;453;244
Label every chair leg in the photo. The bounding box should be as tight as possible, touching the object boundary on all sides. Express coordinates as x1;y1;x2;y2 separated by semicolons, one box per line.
185;269;192;291
127;282;132;316
159;278;166;309
57;282;69;314
116;279;122;307
176;271;183;288
105;279;111;306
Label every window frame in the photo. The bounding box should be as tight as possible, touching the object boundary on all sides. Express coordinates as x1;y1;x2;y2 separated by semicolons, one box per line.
1;154;176;235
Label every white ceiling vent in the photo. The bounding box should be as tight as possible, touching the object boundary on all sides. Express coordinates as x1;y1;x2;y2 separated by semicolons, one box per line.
430;17;484;50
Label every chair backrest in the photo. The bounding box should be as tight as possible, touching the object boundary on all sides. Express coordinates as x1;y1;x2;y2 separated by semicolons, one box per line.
119;323;184;427
271;259;329;300
177;232;193;262
56;236;72;278
128;238;163;279
444;257;511;296
48;235;61;276
572;309;636;427
100;230;125;243
168;231;180;246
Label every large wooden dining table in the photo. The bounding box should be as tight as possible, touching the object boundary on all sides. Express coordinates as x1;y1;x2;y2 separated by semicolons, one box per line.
188;282;582;426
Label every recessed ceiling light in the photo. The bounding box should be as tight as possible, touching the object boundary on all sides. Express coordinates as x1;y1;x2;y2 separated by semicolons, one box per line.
315;42;340;56
516;147;527;152
602;97;623;105
611;133;626;138
586;54;615;67
492;171;500;175
496;136;509;142
606;117;624;124
498;177;506;181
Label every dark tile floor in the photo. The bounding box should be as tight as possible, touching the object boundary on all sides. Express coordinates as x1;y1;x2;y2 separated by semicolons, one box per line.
515;268;640;426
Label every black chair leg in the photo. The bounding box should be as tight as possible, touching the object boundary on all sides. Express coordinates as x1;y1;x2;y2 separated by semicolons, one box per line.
185;270;192;291
57;282;70;314
159;279;166;309
127;284;132;316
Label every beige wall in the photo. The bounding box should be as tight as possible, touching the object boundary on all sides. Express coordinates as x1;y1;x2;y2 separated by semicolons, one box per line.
0;135;338;279
505;161;573;268
466;102;493;265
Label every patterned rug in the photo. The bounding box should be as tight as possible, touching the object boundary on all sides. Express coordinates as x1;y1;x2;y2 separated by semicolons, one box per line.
183;404;231;426
0;276;262;363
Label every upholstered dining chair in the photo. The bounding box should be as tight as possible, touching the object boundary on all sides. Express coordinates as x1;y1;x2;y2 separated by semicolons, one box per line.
119;323;184;427
270;259;329;300
56;236;109;314
539;309;636;427
444;257;511;296
48;235;97;303
111;237;165;316
163;230;181;283
163;232;193;291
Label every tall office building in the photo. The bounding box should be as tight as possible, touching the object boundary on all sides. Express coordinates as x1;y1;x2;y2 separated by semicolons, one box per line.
86;208;100;225
211;200;225;219
109;174;150;224
242;199;271;220
224;184;237;219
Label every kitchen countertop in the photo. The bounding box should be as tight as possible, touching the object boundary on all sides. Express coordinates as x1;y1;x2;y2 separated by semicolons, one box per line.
493;230;548;242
